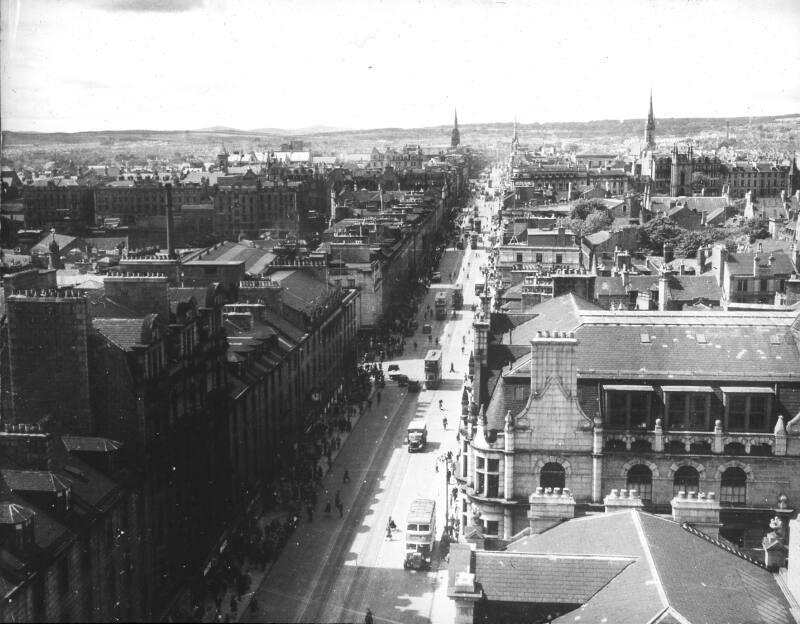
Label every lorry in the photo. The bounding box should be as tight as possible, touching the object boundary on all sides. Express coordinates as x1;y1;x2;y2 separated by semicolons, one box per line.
470;233;478;249
451;284;463;310
407;419;428;452
424;349;442;390
404;498;436;570
434;291;447;320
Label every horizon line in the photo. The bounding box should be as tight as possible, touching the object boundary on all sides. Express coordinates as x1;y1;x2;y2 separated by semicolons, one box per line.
3;112;800;136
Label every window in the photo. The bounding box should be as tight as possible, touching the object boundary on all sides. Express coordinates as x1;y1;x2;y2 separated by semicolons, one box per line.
736;280;747;292
484;520;499;536
673;465;699;496
535;253;543;263
626;465;653;502
720;467;747;504
724;392;772;432
666;392;710;431
540;462;565;490
486;459;500;498
555;254;563;264
606;391;651;430
516;253;523;263
760;279;768;292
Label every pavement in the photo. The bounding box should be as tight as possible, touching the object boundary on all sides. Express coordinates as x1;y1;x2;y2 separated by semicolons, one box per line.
200;389;376;623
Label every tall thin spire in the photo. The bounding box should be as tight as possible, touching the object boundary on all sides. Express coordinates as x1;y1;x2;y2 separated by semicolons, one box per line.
644;89;656;152
451;108;461;148
511;117;519;151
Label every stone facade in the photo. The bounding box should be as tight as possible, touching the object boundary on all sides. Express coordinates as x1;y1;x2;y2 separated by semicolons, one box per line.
458;307;800;546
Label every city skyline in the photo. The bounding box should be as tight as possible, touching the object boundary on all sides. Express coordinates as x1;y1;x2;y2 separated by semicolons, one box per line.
2;0;800;133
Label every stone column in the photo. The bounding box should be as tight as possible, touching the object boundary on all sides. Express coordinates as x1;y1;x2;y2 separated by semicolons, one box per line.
592;418;603;504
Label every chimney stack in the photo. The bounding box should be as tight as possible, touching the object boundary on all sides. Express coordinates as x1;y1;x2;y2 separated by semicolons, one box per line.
531;331;578;398
671;491;721;538
753;256;760;277
604;489;644;512
658;272;669;311
528;487;576;534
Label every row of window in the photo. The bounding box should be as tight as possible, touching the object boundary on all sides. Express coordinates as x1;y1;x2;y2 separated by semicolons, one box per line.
605;390;774;433
540;462;747;504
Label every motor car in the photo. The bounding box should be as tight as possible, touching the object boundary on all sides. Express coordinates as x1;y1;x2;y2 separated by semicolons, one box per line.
396;374;409;386
408;380;422;392
388;364;400;372
431;271;441;283
422;323;432;334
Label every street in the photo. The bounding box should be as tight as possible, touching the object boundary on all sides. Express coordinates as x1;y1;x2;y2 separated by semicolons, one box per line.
243;190;494;624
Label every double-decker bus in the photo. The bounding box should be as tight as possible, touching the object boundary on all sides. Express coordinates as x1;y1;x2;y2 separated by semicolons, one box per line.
404;498;436;570
434;291;447;320
451;284;463;310
424;350;442;390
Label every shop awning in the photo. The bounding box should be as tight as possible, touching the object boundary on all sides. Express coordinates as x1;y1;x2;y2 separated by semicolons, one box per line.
660;385;714;393
603;385;655;392
719;386;774;395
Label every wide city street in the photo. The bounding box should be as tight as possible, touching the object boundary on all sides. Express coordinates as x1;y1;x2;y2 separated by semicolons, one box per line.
241;190;494;624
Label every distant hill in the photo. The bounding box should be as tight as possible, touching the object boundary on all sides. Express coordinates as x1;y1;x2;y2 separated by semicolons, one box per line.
2;113;797;166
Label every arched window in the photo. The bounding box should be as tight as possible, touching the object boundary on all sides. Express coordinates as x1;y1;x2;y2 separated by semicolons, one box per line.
540;462;565;490
673;465;699;497
720;467;747;504
626;465;653;502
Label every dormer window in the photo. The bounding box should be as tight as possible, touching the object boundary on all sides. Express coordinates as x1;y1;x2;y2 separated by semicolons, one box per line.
662;386;713;431
603;385;654;430
721;387;773;432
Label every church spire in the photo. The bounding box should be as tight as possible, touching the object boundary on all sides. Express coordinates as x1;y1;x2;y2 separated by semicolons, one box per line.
644;89;656;152
511;117;519;151
451;108;460;148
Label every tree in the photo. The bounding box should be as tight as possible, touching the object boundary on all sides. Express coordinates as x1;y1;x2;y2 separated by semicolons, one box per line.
637;218;685;254
583;210;614;236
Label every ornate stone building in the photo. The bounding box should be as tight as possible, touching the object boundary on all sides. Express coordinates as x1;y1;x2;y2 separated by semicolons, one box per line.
457;298;800;549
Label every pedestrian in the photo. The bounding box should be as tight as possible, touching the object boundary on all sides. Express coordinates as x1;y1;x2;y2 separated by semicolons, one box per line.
343;470;351;483
365;608;374;624
324;501;332;517
386;525;393;540
450;362;455;373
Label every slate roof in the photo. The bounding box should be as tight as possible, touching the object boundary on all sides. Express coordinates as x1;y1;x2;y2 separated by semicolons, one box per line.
573;313;800;381
499;510;796;624
1;470;70;493
505;293;600;344
61;436;122;453
92;318;148;350
474;551;632;604
726;251;794;276
0;503;34;524
268;270;329;313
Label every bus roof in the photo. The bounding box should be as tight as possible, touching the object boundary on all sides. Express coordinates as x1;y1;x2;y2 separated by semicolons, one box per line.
408;418;426;429
424;350;441;360
408;498;436;520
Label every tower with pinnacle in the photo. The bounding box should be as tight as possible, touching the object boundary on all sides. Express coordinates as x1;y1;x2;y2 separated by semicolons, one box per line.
644;90;656;152
511;118;519;152
451;109;460;149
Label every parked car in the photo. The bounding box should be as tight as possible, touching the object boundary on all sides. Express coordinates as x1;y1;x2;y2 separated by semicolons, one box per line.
422;323;432;334
408;380;422;392
388;364;400;372
396;374;409;387
431;272;441;283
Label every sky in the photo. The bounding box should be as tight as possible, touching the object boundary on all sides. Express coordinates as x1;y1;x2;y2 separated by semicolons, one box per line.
1;0;799;133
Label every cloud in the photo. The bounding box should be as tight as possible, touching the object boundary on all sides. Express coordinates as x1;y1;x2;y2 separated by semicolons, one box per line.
94;0;204;12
